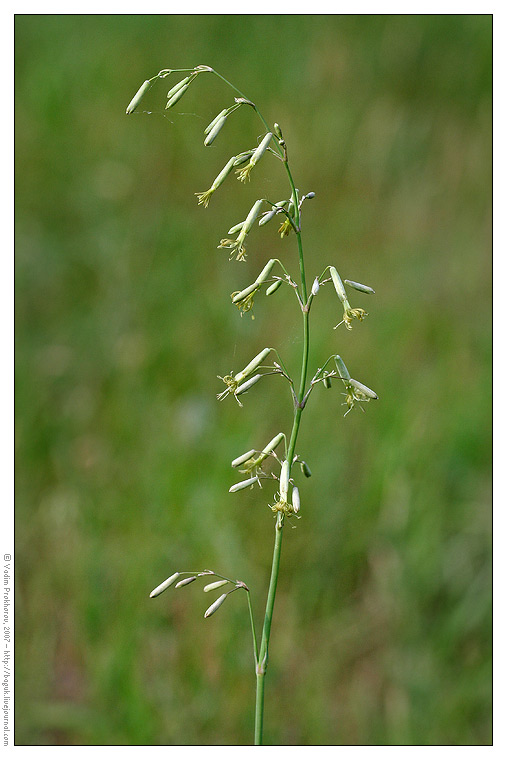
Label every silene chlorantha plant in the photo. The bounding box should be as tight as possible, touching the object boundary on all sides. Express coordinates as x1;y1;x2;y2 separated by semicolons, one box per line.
126;65;378;746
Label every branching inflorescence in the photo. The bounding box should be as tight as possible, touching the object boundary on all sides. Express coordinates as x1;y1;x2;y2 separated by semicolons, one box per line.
127;65;378;745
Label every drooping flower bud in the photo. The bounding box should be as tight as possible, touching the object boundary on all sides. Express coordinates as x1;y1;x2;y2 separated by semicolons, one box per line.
234;348;271;384
349;378;378;399
235;374;262;396
149;572;180;598
126;80;152;114
203;579;230;593
266;280;283;296
204;593;228;618
344;279;375;295
175;576;197;588
204;116;227;146
165;82;190;109
229;476;259;493
292;486;301;514
166;76;190;100
329;267;348;304
204;109;228;136
334;355;351;382
231;449;257;468
279;460;290;502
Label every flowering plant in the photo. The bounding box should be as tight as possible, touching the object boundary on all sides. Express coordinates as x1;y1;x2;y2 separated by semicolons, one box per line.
127;65;378;745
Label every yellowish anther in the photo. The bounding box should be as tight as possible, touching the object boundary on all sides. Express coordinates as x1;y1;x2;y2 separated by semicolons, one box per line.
342;307;368;330
236;164;253;183
218;238;247;262
231;289;257;315
195;188;215;207
269;499;298;518
278;218;292;238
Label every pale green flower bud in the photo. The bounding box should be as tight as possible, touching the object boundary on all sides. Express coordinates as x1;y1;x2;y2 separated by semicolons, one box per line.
255;259;276;285
251;133;273;167
235;374;262;395
322;375;332;389
262;432;284;456
241;199;264;237
234;348;271;384
166;76;190;99
204;593;228;618
301;461;312;478
233;150;254;166
175;576;197;588
266;280;283;296
344;279;375;295
229;476;259;493
203;579;229;593
149;572;179;598
228;220;246;235
349;378;378;399
231;449;257;468
204;108;228;135
330;267;348;304
259;201;287;226
204;116;227;146
126;80;151;114
166;84;189;109
232;283;258;304
334;355;350;381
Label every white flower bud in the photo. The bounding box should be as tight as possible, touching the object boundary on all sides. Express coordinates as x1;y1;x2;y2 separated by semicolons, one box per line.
204;593;228;618
292;486;300;514
203;579;229;593
311;277;320;296
229;476;259;493
279;460;289;501
231;449;257;468
175;576;197;588
344;279;375;295
149;572;180;598
235;374;262;395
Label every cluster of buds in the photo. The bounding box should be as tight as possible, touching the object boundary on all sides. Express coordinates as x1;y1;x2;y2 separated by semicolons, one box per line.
149;569;248;619
329;267;374;330
229;432;285;494
218;199;264;261
333;355;378;415
217;347;272;406
236;132;273;183
269;460;301;517
231;258;282;315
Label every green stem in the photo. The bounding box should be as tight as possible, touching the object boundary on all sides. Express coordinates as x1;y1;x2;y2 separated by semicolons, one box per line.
254;224;310;745
207;69;311;745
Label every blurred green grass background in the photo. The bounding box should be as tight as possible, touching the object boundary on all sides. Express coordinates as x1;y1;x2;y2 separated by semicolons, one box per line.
15;14;492;745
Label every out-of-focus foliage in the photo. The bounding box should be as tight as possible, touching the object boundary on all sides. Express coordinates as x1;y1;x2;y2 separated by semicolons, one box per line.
15;14;491;745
